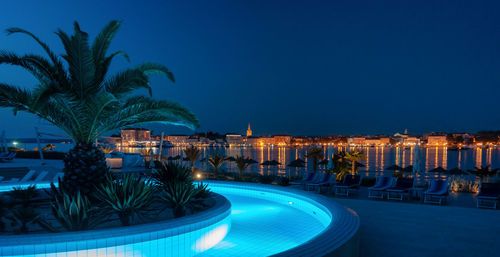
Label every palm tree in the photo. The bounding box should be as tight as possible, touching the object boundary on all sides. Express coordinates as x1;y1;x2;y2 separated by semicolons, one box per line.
235;155;250;177
306;146;324;173
0;21;198;194
345;150;365;175
208;153;226;174
184;145;200;172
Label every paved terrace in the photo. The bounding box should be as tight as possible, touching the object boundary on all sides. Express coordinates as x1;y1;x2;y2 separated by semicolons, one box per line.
329;188;500;257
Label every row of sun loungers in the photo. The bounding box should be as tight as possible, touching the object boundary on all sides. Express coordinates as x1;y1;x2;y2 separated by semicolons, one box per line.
0;170;63;185
291;172;500;209
0;152;16;162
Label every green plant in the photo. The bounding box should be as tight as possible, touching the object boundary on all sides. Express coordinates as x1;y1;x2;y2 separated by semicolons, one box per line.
277;176;290;186
7;185;40;207
193;182;211;200
152;161;193;187
450;175;480;193
0;197;8;231
345;150;365;175
6;206;40;234
43;191;103;232
235;155;250;177
184;146;201;172
94;174;153;226
306;147;324;173
0;21;198;194
160;182;199;218
258;175;275;184
208;154;226;174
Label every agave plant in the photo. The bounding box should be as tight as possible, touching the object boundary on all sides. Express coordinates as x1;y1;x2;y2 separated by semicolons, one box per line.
160;182;200;218
184;145;201;172
0;21;199;195
152;161;193;187
208;153;226;174
94;174;153;226
6;206;41;234
45;191;102;232
99;145;115;154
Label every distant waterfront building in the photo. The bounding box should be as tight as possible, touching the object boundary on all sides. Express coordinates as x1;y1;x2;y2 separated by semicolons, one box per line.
273;135;292;146
348;137;366;146
226;134;243;146
121;128;150;142
166;135;189;146
246;123;252;137
403;137;420;146
427;135;448;146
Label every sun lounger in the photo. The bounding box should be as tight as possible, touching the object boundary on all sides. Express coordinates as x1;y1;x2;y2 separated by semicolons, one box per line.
289;172;315;185
423;179;449;205
476;182;500;209
0;152;16;162
305;173;332;192
368;176;393;199
19;170;36;182
335;175;361;197
34;171;48;182
53;172;64;183
387;178;414;201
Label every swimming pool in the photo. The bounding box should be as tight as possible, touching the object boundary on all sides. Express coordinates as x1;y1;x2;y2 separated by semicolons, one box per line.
202;181;360;257
0;181;359;257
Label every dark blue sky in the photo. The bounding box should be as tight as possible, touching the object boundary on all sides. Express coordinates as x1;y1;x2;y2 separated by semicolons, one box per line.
1;0;499;137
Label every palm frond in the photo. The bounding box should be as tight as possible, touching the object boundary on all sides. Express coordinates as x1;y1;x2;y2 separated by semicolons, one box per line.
104;69;150;97
136;62;175;83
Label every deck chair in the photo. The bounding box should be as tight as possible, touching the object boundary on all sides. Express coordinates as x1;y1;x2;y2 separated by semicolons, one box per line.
387;178;414;201
305;173;331;192
423;179;449;205
368;177;393;199
335;175;361;197
476;183;500;209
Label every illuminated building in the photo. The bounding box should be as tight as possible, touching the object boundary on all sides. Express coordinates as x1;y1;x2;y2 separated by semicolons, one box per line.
121;128;151;142
226;134;243;146
246;123;252;137
427;135;448;146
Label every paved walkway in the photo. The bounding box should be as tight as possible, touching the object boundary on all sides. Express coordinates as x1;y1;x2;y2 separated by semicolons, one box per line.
335;197;500;257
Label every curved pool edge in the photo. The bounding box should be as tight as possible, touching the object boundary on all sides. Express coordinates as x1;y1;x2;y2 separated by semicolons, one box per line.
204;180;360;257
0;193;231;257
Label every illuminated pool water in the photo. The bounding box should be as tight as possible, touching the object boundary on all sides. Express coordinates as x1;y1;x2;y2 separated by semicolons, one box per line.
0;181;359;257
200;185;328;256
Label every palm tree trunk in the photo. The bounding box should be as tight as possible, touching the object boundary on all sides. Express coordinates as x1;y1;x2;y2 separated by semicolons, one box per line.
351;161;356;175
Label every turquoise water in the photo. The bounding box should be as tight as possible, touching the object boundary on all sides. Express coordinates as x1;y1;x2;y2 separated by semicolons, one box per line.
200;184;328;256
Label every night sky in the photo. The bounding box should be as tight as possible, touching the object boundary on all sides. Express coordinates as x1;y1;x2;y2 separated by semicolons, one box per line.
0;0;499;138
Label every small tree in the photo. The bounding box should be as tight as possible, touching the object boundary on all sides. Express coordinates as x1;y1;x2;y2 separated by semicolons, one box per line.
208;153;226;174
235;155;250;177
306;146;324;173
345;150;365;175
184;145;200;172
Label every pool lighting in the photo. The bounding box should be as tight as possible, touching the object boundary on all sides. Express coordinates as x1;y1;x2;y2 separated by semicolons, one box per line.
288;201;293;205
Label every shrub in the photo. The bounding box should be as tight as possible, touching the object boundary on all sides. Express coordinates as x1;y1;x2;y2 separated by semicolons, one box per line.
450;175;479;193
6;185;40;208
160;182;199;218
6;207;40;234
94;174;154;226
258;175;275;184
277;176;290;186
152;161;193;187
41;184;104;232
